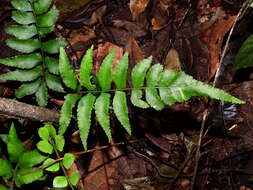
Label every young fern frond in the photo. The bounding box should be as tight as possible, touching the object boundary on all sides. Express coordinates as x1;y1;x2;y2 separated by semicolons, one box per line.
59;47;245;151
0;0;67;106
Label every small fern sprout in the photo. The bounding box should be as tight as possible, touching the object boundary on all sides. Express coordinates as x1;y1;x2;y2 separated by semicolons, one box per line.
58;46;245;151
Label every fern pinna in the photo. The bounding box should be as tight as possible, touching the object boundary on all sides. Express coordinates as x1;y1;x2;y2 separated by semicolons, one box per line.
0;0;67;106
58;46;245;151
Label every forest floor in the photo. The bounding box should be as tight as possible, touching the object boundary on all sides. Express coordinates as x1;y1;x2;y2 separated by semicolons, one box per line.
1;0;253;189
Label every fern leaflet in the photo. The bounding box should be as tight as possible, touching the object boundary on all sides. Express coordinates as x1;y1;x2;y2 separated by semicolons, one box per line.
58;94;80;135
77;93;96;151
95;93;112;141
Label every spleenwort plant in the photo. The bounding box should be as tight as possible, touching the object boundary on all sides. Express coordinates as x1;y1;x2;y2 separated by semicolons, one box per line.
0;123;79;189
0;0;67;106
58;46;245;151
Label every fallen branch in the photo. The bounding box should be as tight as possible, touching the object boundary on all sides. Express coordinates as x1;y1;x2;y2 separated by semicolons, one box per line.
0;98;60;123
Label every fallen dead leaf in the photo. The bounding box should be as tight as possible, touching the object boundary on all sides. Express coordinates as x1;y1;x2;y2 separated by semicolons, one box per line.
83;144;154;190
151;17;167;31
84;5;107;25
83;148;113;190
125;36;145;66
113;20;147;37
164;49;182;72
129;0;149;21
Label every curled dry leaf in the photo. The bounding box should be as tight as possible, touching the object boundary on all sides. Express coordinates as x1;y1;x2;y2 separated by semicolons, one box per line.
129;0;149;21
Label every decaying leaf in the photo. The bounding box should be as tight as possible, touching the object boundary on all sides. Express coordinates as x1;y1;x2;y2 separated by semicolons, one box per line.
164;49;182;72
129;0;149;21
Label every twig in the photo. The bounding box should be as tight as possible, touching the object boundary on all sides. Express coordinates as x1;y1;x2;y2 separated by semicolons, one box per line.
74;139;146;156
0;98;60;123
190;109;208;190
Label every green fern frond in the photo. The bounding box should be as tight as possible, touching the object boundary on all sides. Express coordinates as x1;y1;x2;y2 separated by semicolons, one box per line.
98;48;116;90
11;11;35;24
113;52;128;89
0;0;67;106
36;81;48;107
43;38;66;54
8;123;24;162
157;69;244;104
59;94;80;135
59;47;78;90
0;66;42;81
79;46;96;90
15;79;41;98
6;39;40;53
45;71;65;93
77;93;96;151
11;0;32;11
5;25;37;39
95;93;112;141
0;53;42;69
130;57;152;108
45;56;59;75
59;47;245;151
145;64;164;110
113;91;131;135
34;0;52;14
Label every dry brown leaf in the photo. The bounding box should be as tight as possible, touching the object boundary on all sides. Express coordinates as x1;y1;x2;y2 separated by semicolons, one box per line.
68;27;96;47
151;17;167;31
83;149;114;190
83;145;153;190
164;49;182;72
113;20;147;37
125;37;144;66
129;0;149;21
84;5;107;25
200;7;236;80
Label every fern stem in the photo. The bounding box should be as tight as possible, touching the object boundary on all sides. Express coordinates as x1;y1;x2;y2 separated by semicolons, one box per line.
29;1;47;81
80;86;173;94
50;139;75;190
10;164;19;190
